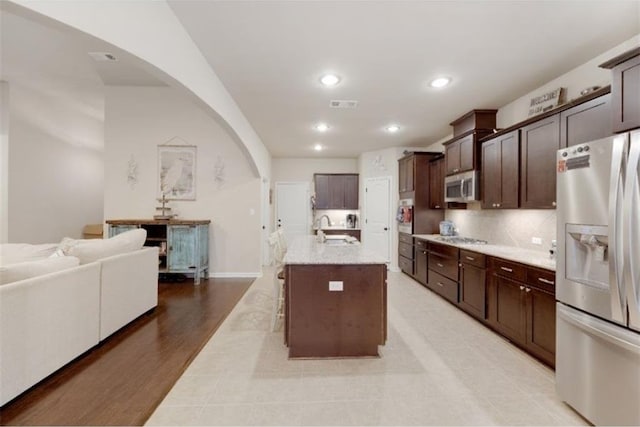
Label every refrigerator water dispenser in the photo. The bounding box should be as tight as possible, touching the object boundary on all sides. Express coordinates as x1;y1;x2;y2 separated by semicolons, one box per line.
565;223;609;290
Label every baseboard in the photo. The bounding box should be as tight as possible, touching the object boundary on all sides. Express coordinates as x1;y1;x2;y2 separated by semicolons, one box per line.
208;272;263;279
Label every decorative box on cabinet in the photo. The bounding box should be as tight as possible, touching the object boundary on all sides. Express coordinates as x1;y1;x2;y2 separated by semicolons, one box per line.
600;47;640;133
107;219;210;285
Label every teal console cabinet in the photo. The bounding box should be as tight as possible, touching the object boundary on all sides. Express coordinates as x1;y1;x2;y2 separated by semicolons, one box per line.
106;219;210;284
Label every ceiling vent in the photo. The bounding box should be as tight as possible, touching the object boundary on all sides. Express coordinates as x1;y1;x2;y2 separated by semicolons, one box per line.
330;100;358;109
88;52;118;62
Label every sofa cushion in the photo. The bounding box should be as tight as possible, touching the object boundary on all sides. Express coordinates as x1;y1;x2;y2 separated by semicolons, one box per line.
0;256;80;285
0;243;59;266
63;229;147;264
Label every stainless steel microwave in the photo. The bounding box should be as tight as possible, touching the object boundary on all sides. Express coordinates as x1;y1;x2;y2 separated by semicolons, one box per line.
444;170;479;203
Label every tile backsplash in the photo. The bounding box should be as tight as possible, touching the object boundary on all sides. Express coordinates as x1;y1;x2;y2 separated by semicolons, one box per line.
446;206;556;252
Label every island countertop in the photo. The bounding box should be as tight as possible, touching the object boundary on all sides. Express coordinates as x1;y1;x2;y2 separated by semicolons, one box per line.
284;236;386;265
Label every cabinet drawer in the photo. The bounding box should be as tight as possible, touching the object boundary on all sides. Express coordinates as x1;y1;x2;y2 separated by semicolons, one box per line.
526;267;556;294
489;257;526;282
415;239;427;250
429;253;458;281
399;255;413;275
399;233;413;245
399;242;414;260
428;242;459;259
428;270;459;304
460;250;486;268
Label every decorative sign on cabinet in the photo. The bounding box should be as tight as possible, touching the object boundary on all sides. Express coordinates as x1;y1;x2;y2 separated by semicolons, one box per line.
107;219;210;284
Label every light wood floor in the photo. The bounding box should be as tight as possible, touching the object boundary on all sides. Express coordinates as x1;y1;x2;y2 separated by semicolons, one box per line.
0;277;253;426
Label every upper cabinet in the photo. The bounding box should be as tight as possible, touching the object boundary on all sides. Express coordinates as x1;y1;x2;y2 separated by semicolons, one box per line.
314;174;358;209
445;134;474;175
560;93;611;147
520;114;561;209
398;156;415;193
429;156;445;209
481;129;520;209
444;110;497;176
600;47;640;133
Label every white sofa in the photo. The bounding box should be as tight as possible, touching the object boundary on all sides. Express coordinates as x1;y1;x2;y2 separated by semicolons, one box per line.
0;232;159;406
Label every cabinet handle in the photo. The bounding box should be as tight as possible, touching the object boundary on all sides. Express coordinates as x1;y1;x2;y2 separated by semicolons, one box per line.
492;203;496;207
436;282;444;287
538;278;555;285
435;205;441;209
519;285;525;291
437;263;444;268
465;256;475;261
552;201;557;207
525;287;531;293
500;266;513;273
496;203;501;207
423;251;427;255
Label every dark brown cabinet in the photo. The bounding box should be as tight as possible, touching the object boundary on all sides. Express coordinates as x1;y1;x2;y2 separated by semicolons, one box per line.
427;242;459;304
414;239;428;285
560;93;612;147
458;250;487;320
429;156;445;209
600;48;640;133
520;114;561;209
314;174;358;209
398;156;415;193
487;257;556;367
445;134;474;175
398;233;414;276
481;130;520;209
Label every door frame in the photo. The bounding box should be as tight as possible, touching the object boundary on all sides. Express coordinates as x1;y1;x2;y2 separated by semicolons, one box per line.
363;176;392;267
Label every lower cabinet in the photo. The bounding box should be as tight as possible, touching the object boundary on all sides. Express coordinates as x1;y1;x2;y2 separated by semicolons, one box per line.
398;233;414;276
458;250;487;320
487;256;556;367
427;242;459;303
414;239;428;285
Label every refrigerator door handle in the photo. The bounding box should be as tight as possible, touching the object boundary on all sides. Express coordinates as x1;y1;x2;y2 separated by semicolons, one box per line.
609;135;627;323
624;131;640;328
558;304;640;354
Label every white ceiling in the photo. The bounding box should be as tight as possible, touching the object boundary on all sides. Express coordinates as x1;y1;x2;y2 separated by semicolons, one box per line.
168;0;640;158
2;2;639;159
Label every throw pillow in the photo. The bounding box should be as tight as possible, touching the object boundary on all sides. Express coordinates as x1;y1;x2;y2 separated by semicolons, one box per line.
0;256;80;285
0;243;59;266
65;229;147;264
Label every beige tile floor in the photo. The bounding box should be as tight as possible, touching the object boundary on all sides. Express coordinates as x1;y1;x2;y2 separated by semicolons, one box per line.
146;269;588;426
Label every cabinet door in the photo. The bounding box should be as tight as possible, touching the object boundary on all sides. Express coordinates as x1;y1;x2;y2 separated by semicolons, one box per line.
481;139;500;209
520;114;560;209
489;274;527;345
459;263;487;320
611;54;640;133
415;246;428;285
499;130;520;209
314;174;330;209
405;157;414;192
398;158;407;192
459;134;475;172
328;175;344;208
168;225;196;271
560;93;612;147
343;175;359;209
526;286;556;366
445;141;461;175
429;158;445;209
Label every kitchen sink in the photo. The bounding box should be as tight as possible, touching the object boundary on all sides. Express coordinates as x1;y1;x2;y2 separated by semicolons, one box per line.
436;236;488;245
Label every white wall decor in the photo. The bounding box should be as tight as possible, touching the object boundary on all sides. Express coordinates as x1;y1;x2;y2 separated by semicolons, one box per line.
214;155;225;188
158;144;196;200
127;155;138;189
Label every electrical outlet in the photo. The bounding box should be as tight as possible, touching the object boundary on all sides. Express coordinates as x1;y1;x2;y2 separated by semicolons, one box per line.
531;237;543;245
329;281;343;291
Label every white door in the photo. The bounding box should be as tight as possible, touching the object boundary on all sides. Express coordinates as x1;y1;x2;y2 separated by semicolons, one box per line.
261;178;271;266
275;182;310;245
363;177;391;264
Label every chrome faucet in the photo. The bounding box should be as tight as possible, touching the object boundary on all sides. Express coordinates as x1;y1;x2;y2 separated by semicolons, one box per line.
318;214;332;228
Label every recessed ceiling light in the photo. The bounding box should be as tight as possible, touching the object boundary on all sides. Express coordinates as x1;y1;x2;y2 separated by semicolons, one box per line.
314;123;330;132
386;124;401;133
320;74;340;86
430;77;451;88
314;144;323;151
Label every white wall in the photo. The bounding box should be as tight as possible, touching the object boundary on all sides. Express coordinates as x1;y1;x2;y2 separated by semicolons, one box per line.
105;86;261;277
0;82;9;243
7;81;104;243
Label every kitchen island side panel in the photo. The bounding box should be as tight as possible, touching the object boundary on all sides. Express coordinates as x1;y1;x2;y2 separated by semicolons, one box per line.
285;264;386;358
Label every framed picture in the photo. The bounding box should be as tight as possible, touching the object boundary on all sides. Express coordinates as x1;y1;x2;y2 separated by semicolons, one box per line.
157;145;196;200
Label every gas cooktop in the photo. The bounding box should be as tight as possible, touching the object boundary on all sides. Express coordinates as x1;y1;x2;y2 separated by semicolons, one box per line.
435;236;488;245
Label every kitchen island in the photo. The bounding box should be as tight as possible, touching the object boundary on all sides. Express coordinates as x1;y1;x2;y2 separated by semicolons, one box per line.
283;236;387;358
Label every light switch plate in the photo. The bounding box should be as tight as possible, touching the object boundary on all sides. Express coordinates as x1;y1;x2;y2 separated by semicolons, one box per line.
329;281;343;291
531;237;542;245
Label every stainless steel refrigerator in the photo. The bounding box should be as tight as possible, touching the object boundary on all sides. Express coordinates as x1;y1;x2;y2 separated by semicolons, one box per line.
556;130;640;426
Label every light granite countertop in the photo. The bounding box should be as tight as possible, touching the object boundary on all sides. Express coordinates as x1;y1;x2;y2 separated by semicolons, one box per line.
312;226;361;231
413;234;556;271
284;236;386;265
